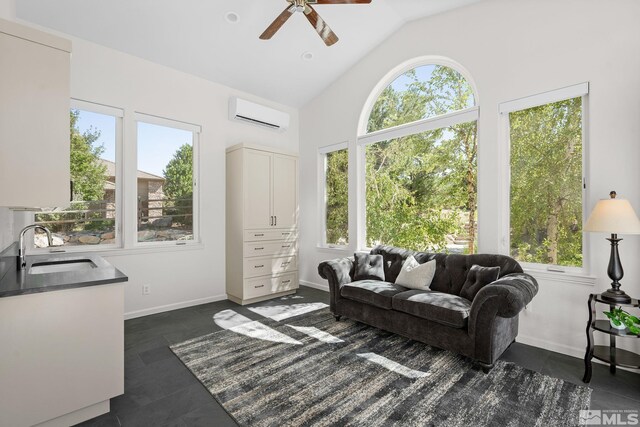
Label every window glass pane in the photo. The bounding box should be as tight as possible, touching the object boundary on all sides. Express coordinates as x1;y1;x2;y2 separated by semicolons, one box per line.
367;65;475;133
365;121;478;253
325;149;348;246
137;122;194;243
509;97;583;267
35;109;117;247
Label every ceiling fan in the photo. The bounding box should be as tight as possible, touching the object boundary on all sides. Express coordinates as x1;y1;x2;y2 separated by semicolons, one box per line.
260;0;372;47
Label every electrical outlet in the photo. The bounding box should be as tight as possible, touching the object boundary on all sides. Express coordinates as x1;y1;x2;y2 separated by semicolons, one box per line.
142;284;151;295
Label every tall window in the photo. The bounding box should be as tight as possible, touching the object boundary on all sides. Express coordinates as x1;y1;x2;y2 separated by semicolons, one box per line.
320;144;348;247
359;63;478;253
502;84;587;270
136;115;199;244
35;102;122;248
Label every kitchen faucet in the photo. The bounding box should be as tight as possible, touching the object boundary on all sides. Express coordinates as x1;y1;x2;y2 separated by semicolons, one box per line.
18;225;53;270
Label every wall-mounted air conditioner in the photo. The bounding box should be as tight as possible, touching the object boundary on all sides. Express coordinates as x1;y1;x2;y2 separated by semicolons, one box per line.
228;97;290;132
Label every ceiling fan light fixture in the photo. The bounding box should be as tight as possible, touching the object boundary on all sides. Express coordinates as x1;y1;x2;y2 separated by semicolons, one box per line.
225;11;240;24
259;0;372;46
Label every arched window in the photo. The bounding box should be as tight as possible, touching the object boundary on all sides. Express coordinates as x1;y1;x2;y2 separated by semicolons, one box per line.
357;60;479;253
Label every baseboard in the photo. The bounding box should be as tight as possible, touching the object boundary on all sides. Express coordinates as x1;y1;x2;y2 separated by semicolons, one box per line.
517;334;584;359
519;334;640;375
124;294;228;320
300;280;329;292
34;400;109;427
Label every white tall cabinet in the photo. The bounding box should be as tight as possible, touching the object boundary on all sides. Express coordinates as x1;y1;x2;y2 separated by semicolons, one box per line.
0;18;71;208
226;144;299;305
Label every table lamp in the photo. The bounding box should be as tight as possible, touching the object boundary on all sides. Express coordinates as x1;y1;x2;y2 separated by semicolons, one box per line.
584;191;640;303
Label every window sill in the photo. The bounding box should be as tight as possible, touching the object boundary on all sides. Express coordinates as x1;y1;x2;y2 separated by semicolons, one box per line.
523;267;596;287
37;241;205;258
316;245;352;255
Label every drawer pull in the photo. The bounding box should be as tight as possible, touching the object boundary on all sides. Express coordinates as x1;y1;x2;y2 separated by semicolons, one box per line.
282;232;290;236
255;265;265;268
255;247;264;250
254;285;265;289
282;245;291;248
255;234;264;237
282;280;291;284
281;262;290;266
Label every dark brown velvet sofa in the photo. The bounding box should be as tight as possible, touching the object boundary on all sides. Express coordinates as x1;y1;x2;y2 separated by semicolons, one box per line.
318;245;538;371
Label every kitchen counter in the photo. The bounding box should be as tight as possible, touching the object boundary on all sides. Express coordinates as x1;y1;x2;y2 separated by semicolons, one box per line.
0;243;127;426
0;243;127;298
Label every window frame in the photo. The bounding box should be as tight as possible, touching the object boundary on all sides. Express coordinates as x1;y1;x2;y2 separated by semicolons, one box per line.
498;82;590;275
33;99;124;253
318;142;349;250
356;58;480;251
133;112;201;248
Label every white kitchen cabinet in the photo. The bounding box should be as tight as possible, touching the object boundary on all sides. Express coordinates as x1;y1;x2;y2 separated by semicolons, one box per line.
226;143;298;305
0;18;71;208
0;283;124;427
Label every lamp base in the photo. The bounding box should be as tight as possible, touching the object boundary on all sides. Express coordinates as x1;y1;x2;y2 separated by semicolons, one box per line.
601;288;632;304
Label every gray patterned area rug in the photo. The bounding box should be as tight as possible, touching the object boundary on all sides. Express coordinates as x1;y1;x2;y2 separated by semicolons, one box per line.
171;307;591;427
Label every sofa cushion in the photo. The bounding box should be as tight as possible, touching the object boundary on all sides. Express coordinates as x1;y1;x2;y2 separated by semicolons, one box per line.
395;256;436;291
392;290;472;329
371;245;524;296
341;280;408;310
353;253;385;281
460;265;501;301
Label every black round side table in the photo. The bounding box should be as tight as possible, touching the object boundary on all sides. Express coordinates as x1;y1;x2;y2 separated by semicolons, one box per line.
583;293;640;383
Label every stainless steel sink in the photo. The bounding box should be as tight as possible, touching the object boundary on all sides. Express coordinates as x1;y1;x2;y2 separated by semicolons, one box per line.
29;259;97;275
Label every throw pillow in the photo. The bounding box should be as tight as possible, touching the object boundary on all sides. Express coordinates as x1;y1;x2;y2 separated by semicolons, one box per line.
460;264;501;301
394;256;436;291
353;253;385;281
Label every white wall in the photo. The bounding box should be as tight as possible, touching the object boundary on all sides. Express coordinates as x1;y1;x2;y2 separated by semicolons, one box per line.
71;38;298;318
2;19;298;317
299;0;640;358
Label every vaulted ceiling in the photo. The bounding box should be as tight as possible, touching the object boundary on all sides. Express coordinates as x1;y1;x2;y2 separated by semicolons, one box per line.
16;0;481;107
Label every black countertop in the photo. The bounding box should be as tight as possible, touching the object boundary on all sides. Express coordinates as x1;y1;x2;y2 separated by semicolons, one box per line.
0;244;128;298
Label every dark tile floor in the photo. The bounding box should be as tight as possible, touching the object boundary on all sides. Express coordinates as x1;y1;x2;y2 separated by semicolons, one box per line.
77;286;640;426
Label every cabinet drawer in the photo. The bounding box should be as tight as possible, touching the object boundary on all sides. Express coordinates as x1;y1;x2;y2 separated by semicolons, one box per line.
244;273;298;299
244;241;297;258
244;229;297;242
244;256;297;278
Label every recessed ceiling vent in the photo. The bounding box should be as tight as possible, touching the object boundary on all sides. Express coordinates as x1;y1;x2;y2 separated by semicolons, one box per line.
228;97;290;132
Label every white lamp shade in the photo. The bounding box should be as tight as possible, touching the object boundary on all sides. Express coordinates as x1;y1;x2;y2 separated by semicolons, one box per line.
584;198;640;234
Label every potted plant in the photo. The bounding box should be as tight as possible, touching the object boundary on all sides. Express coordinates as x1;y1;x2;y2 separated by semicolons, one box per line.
603;307;640;334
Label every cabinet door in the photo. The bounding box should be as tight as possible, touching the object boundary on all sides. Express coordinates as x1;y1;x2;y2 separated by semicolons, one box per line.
0;32;70;208
271;155;297;229
243;150;272;229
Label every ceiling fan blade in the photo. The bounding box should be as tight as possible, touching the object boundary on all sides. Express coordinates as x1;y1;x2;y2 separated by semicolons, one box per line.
304;5;339;46
312;0;372;4
259;5;295;40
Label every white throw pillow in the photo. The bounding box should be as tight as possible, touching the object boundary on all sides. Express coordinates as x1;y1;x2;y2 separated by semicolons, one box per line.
394;256;436;290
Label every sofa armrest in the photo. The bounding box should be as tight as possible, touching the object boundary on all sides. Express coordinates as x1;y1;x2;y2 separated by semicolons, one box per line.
318;258;354;312
468;273;538;335
467;273;538;364
469;273;538;324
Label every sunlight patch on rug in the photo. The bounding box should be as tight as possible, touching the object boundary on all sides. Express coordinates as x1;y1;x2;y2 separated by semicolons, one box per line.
212;309;253;330
286;324;344;343
229;321;302;345
248;302;328;321
357;352;431;379
279;295;305;300
213;309;302;345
